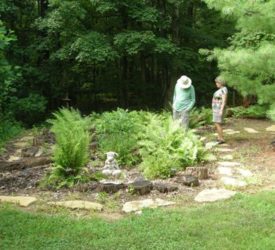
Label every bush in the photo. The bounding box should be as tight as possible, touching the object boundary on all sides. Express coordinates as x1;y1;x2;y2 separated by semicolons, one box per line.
189;107;212;128
138;114;207;179
9;94;47;126
46;108;91;188
93;108;144;166
0;117;23;152
267;104;275;121
229;105;268;119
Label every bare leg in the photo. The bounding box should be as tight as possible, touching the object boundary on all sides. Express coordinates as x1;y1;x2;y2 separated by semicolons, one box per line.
215;123;224;141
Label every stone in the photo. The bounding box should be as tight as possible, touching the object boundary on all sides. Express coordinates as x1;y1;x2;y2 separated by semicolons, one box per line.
266;125;275;132
221;177;247;187
98;181;124;193
205;141;219;149
195;188;236;202
217;166;232;176
177;175;199;187
0;196;37;207
218;161;242;167
122;198;175;213
244;127;258;133
216;148;234;153
220;155;234;161
226;131;240;135
48;200;103;211
185;167;209;179
129;179;153;195
236;168;253;177
153;183;178;193
21;147;39;157
204;154;217;162
7;156;21;162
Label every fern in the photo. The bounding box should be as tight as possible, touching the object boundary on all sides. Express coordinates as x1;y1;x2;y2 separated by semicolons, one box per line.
47;108;91;185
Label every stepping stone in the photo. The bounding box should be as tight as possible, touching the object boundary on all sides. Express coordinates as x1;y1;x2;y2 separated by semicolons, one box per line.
266;125;275;132
218;143;230;147
217;166;232;176
224;131;240;135
0;196;37;207
204;154;217;162
216;148;234;153
122;198;175;213
13;141;29;148
48;200;103;211
244;127;258;133
220;154;234;160
218;161;242;167
221;177;247;187
194;189;236;202
200;137;206;142
7;156;21;162
205;141;219;149
236;168;253;177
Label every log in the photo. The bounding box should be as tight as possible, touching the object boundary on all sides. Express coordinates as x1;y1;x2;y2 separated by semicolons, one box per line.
0;157;52;172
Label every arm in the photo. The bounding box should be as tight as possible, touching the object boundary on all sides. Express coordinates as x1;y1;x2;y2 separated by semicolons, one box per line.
220;92;227;115
186;86;196;111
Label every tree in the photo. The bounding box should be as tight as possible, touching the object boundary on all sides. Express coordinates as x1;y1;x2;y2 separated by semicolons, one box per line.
203;0;275;112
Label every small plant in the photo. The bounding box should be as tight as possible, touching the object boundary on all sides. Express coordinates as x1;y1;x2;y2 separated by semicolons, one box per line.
189;107;212;128
229;105;268;119
45;108;91;188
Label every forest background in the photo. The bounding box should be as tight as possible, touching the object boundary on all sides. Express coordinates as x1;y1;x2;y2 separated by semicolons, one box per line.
0;0;274;127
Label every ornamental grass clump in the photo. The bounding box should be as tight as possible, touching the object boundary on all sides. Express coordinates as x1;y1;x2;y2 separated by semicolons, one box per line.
46;108;91;188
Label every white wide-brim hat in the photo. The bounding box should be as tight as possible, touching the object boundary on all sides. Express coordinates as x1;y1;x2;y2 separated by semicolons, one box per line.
177;75;192;89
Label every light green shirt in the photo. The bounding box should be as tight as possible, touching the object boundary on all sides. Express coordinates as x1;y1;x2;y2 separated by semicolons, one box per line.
173;84;196;111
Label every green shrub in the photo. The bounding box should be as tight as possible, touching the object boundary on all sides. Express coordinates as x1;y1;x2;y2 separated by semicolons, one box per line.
229;105;268;119
189;107;212;128
138;114;207;179
46;108;91;188
267;104;275;121
93;108;144;166
0;117;23;152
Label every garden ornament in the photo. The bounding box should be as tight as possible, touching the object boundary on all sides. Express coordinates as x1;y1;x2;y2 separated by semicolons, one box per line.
102;151;121;177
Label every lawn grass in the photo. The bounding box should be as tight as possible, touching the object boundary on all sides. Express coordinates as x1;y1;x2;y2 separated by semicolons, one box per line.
0;191;274;250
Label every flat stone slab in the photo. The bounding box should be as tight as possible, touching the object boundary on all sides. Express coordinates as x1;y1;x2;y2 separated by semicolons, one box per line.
0;196;37;207
217;166;233;176
236;168;253;177
266;125;275;132
48;200;103;211
216;148;234;153
218;161;241;167
225;131;240;135
244;127;258;133
195;189;236;202
205;141;219;149
220;155;234;160
221;177;247;187
122;198;175;213
7;156;21;162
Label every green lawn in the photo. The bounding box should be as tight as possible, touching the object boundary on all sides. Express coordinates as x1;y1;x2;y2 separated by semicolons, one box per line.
0;192;274;250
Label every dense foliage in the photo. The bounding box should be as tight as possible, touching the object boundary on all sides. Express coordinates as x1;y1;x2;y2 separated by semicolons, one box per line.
46;108;91;188
91;109;208;179
0;0;235;121
203;0;275;115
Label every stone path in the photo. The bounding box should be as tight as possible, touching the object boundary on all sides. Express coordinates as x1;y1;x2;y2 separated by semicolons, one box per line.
0;196;37;207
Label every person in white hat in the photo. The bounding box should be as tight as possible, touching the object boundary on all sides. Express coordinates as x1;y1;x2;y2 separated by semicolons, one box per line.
172;75;196;128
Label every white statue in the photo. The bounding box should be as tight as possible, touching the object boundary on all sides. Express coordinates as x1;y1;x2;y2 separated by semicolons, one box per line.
102;151;122;177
